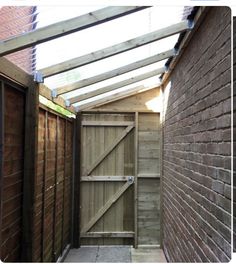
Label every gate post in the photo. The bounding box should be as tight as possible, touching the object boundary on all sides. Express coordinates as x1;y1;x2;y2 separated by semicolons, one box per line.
72;113;81;248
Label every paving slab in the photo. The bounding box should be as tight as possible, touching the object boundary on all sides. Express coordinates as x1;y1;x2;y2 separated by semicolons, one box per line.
96;246;131;263
131;247;167;263
64;246;98;262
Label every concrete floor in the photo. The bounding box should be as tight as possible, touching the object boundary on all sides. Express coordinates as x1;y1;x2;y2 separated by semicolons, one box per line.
131;247;167;263
64;246;167;263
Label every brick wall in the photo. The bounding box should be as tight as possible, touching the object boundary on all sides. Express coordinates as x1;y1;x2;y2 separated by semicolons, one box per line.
233;17;236;252
162;7;231;262
0;6;36;73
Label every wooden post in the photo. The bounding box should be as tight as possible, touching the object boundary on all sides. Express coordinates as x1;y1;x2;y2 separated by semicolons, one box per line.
21;82;39;261
72;114;81;248
0;80;5;259
61;120;67;254
134;112;139;248
41;110;48;261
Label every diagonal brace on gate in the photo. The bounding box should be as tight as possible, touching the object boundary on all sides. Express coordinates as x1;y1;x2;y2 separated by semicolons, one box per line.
86;125;134;175
81;180;133;234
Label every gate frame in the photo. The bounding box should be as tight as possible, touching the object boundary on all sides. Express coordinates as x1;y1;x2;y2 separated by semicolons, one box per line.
74;111;138;247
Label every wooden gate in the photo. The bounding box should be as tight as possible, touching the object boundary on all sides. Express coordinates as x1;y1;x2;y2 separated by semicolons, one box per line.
80;113;135;245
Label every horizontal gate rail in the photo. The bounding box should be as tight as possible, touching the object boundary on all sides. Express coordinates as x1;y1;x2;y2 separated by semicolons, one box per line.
80;232;134;238
81;121;134;126
81;176;134;181
138;173;160;178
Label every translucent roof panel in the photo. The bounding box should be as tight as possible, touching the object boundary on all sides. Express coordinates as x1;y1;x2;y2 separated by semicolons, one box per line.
36;6;186;70
74;74;162;108
43;34;176;90
60;60;165;100
35;6;104;28
0;5;193;102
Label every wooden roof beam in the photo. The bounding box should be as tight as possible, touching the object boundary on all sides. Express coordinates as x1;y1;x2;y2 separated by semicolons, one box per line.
68;67;165;105
0;6;148;56
0;57;35;88
161;7;208;85
39;83;76;114
55;49;175;96
76;83;161;112
40;20;191;78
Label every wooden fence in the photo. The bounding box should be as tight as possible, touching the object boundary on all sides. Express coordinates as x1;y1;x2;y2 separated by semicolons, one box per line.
32;106;74;262
0;56;39;262
0;78;26;262
0;60;74;262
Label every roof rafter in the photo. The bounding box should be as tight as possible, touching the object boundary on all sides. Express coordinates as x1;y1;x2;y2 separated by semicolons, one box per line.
68;67;165;104
76;83;160;112
0;6;148;56
161;7;207;85
39;84;76;113
55;49;175;96
40;20;191;78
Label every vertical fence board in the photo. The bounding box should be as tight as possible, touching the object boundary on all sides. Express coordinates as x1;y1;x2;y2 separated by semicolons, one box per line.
54;117;65;260
33;108;46;262
61;120;67;252
45;113;56;261
52;116;59;261
41;110;48;262
95;114;104;246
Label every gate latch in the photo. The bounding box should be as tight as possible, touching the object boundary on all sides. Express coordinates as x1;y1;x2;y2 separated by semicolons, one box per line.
127;176;134;184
